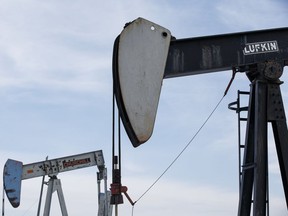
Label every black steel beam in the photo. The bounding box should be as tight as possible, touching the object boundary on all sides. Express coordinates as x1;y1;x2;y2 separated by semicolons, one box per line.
164;28;288;78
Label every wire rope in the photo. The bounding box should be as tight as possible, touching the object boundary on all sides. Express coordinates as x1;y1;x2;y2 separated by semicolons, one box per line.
133;95;226;205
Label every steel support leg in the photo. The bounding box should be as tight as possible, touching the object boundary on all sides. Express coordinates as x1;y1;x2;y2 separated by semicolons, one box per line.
253;81;268;216
43;177;68;216
272;120;288;208
268;84;288;208
238;80;269;216
238;80;288;215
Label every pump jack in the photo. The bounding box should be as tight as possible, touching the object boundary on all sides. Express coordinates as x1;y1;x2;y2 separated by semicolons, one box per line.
3;150;112;216
112;18;288;215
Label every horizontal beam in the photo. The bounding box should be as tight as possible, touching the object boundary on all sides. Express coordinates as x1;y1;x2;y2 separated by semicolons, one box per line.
22;150;105;179
164;27;288;78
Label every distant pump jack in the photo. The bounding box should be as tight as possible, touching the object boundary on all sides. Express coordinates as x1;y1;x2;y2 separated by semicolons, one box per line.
3;150;112;216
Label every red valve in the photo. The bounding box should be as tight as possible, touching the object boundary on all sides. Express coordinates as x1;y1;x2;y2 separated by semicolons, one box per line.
110;183;135;206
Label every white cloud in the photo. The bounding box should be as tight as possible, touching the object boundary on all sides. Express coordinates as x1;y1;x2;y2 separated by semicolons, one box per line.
126;178;238;216
0;1;119;95
216;0;288;30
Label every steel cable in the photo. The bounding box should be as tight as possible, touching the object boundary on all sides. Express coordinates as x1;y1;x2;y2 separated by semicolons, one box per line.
132;94;226;213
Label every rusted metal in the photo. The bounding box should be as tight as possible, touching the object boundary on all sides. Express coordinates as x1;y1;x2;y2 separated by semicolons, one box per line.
110;183;135;206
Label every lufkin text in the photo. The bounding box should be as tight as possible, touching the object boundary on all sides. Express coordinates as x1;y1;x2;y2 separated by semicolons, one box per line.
243;41;279;55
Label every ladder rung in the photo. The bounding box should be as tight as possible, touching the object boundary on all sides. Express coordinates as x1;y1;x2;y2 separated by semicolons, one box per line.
242;163;255;170
238;106;249;112
240;118;248;121
238;91;250;95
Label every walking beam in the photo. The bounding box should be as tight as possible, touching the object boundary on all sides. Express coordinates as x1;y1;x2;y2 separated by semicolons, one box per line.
113;17;288;147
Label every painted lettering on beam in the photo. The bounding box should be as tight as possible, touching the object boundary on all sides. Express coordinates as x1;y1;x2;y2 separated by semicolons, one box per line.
62;158;91;168
243;41;279;55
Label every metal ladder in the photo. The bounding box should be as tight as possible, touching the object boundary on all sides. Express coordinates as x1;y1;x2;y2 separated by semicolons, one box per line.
229;90;250;194
229;90;270;215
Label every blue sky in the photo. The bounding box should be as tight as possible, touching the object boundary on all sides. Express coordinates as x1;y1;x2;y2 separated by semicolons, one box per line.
1;0;288;215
